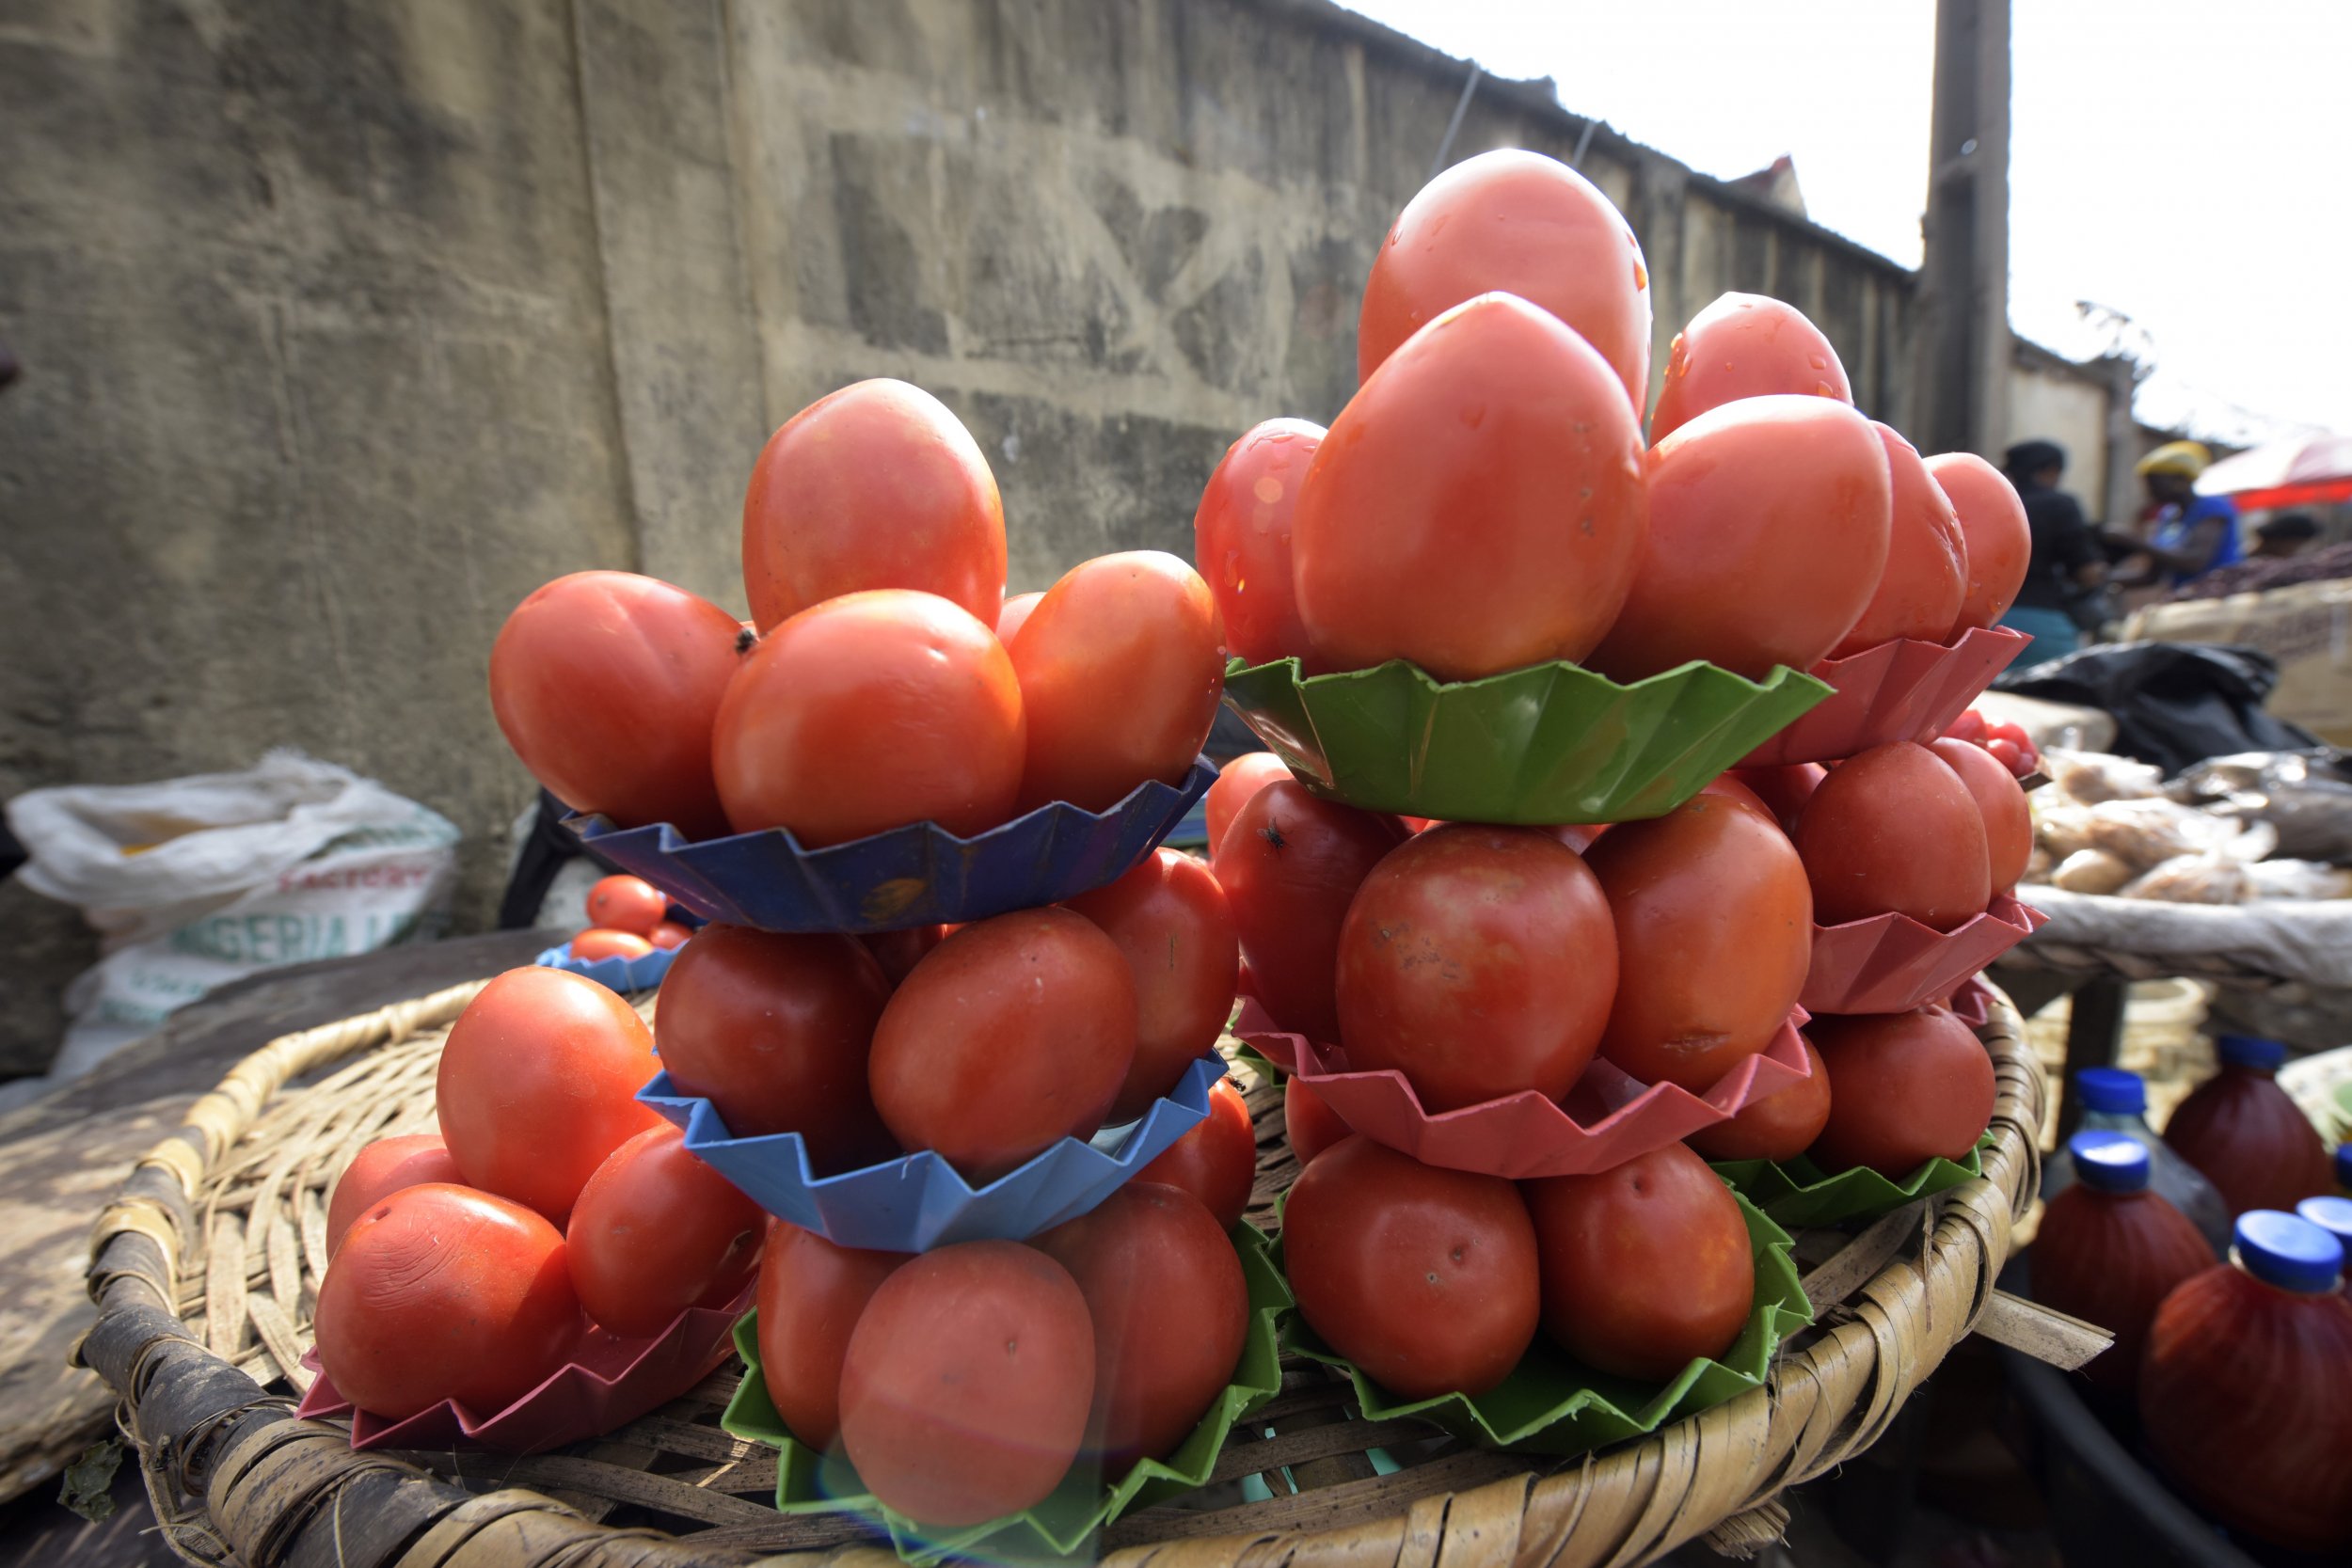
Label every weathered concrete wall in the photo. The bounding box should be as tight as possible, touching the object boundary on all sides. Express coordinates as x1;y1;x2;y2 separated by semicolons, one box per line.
0;0;1921;1073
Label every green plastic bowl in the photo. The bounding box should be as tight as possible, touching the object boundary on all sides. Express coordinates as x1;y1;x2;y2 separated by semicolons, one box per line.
1709;1133;1991;1229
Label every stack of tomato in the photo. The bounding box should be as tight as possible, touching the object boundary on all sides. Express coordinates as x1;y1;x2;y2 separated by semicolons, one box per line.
561;873;694;962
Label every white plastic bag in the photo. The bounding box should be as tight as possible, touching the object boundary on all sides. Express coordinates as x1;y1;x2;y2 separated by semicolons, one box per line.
6;750;459;1093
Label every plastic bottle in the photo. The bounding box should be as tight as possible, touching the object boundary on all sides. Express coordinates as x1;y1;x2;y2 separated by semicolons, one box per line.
2139;1212;2352;1554
2299;1196;2352;1295
2031;1132;2216;1394
2042;1067;2231;1256
2337;1141;2352;1196
2163;1036;2333;1216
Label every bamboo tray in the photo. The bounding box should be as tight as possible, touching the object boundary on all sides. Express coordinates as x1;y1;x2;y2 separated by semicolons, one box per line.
77;979;2058;1567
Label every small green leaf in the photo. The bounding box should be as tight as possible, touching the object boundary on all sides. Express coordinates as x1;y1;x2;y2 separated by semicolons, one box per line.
59;1439;122;1524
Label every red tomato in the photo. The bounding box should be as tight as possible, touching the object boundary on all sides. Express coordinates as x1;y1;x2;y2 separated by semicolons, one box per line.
838;1242;1095;1526
1296;293;1645;681
314;1183;579;1419
1358;149;1652;413
566;1124;764;1337
1686;1037;1833;1162
1009;552;1225;813
326;1133;463;1255
996;590;1042;645
740;378;1005;632
1806;1007;1995;1174
1793;742;1991;929
1036;1183;1248;1471
1216;782;1408;1041
1203;752;1291;860
1335;826;1619;1111
1283;1136;1539;1398
569;927;655;961
1066;850;1239;1121
1830;426;1970;657
1193;420;1323;667
1986;737;2027;774
867;910;1136;1181
755;1221;907;1451
1925;452;2031;634
489;571;741;839
654;925;894;1169
647;921;693;951
1989;720;2031;748
1730;763;1828;837
1700;773;1775;822
1945;709;1991;746
1525;1143;1755;1379
1134;1077;1256;1228
712;589;1025;845
1647;292;1853;443
859;924;946;989
436;967;662;1223
1584;794;1811;1091
583;875;667;936
1931;737;2033;891
1284;1078;1350;1166
1588;396;1892;682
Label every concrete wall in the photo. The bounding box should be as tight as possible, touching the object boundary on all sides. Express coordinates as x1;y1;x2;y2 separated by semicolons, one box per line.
0;0;1922;1074
2011;344;2120;521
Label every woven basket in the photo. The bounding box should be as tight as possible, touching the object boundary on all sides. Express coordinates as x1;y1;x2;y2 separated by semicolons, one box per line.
76;979;2048;1568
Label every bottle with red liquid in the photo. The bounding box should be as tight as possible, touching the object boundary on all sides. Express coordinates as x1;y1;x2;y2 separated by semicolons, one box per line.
2043;1067;2231;1256
2140;1211;2352;1555
2161;1035;2331;1216
2299;1196;2352;1295
2032;1132;2216;1395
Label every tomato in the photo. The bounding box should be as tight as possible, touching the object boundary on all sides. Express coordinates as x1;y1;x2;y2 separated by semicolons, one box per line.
1986;737;2027;774
1335;826;1618;1110
1647;293;1853;443
436;967;662;1223
326;1133;463;1255
1730;763;1828;836
1036;1183;1248;1471
996;590;1042;645
314;1183;579;1419
1699;773;1775;823
653;925;891;1168
1793;742;1991;929
1134;1077;1256;1228
1930;737;2032;891
754;1221;907;1451
712;589;1025;845
740;378;1005;632
1587;396;1891;682
1945;709;1991;746
859;924;946;989
1066;849;1239;1121
1686;1037;1833;1162
1193;420;1323;666
1584;794;1811;1091
1830;426;1969;657
1524;1143;1755;1379
1925;452;2031;634
1282;1136;1538;1398
489;571;741;839
1216;782;1408;1041
646;921;693;951
1358;149;1652;414
838;1241;1095;1526
584;875;667;936
1295;293;1646;680
1806;1007;1995;1174
1009;552;1225;813
1283;1078;1350;1166
569;927;654;961
1203;752;1291;860
566;1124;764;1337
867;910;1136;1181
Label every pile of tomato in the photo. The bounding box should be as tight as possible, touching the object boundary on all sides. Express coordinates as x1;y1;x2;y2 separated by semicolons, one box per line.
562;873;693;962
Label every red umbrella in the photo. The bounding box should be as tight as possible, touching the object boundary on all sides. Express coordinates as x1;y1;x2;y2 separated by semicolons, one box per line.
2196;433;2352;510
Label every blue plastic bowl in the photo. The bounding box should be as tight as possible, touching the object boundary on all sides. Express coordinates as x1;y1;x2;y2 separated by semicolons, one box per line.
639;1053;1223;1251
564;757;1217;934
532;941;680;994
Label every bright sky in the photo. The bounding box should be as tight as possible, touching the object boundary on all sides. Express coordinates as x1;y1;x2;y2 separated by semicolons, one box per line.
1338;0;2352;442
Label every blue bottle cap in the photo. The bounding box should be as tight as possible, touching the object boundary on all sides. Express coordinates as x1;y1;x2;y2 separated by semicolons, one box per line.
2068;1130;2150;1194
2336;1141;2351;1192
2074;1067;2147;1117
2234;1211;2344;1293
2296;1196;2352;1251
2215;1034;2287;1071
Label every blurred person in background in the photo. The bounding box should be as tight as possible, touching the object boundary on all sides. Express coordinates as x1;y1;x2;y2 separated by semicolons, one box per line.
2117;440;2243;587
2249;512;2320;560
1998;437;2106;661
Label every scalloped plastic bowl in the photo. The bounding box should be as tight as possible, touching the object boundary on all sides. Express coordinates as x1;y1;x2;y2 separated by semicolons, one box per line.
294;1288;748;1454
1709;1134;1992;1229
1237;999;1814;1180
532;940;680;993
639;1053;1223;1252
1221;656;1829;824
564;756;1216;933
1801;894;2046;1016
1739;626;2033;767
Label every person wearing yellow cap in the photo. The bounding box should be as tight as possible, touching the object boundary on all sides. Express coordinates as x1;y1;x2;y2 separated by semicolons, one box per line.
2118;440;2244;588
